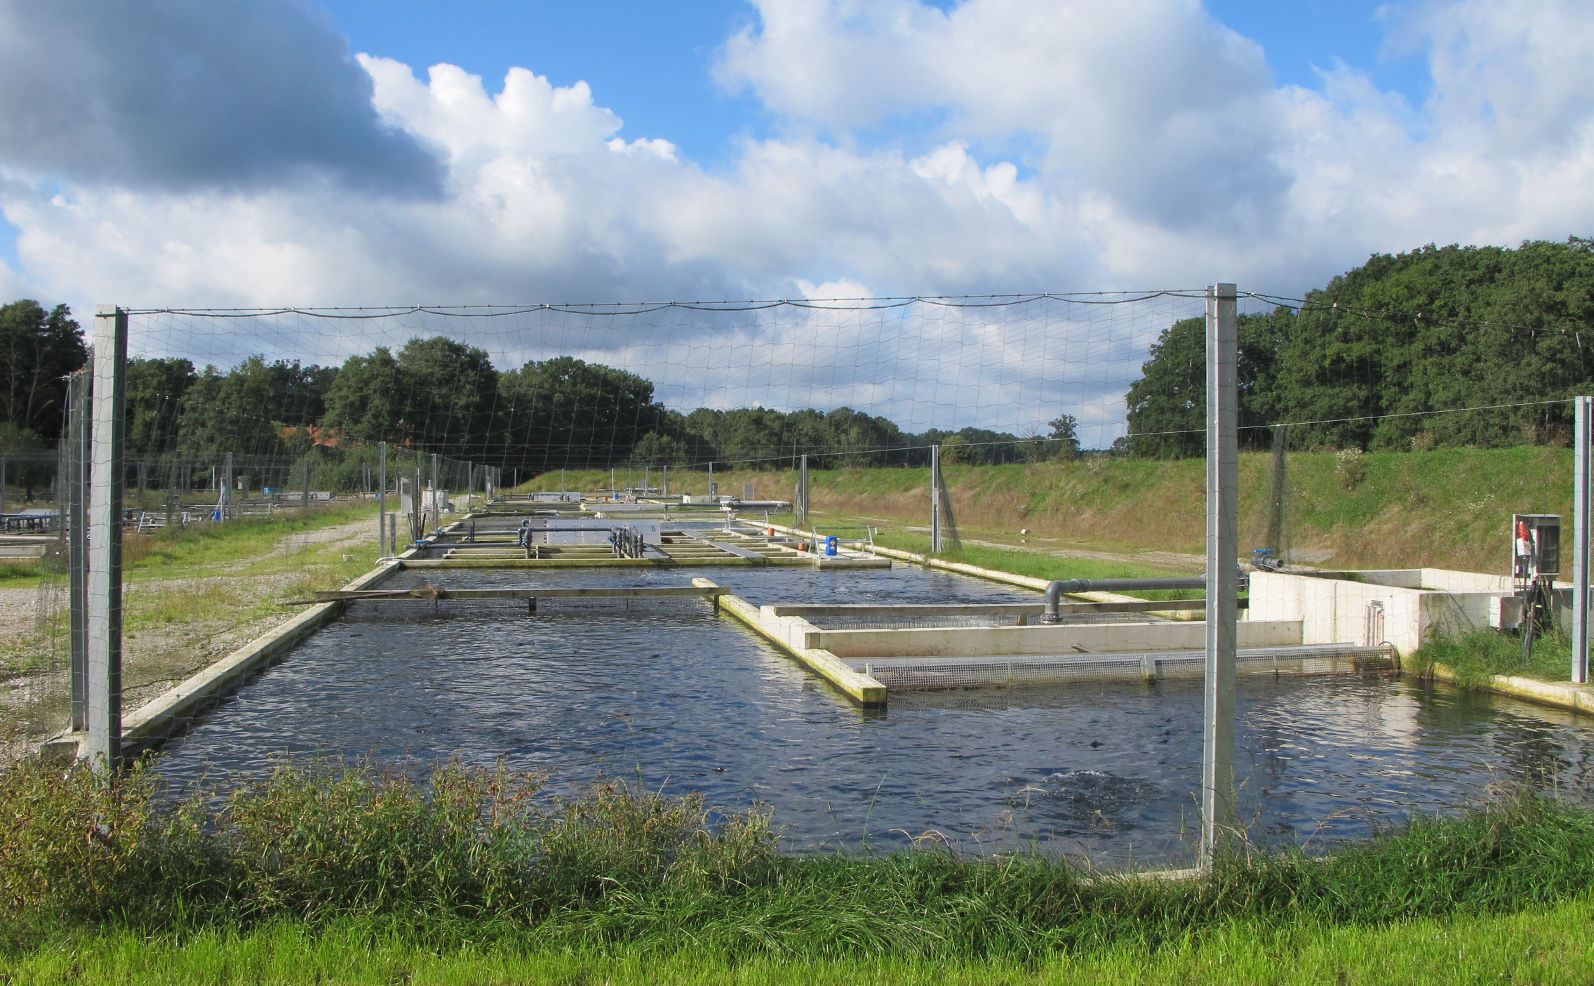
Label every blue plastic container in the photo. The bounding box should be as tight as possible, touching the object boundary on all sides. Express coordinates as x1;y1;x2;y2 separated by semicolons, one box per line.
825;535;838;556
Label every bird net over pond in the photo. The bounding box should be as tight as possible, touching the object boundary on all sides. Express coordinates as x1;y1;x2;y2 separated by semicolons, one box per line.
117;292;1234;479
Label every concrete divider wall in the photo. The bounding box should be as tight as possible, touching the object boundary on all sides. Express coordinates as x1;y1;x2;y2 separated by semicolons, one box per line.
1249;570;1510;656
692;577;886;705
804;619;1302;659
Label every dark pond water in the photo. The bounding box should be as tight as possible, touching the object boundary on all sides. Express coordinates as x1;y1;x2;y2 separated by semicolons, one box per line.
152;565;1594;866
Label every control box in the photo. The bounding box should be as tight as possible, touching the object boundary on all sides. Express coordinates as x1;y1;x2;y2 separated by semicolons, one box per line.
1512;514;1561;579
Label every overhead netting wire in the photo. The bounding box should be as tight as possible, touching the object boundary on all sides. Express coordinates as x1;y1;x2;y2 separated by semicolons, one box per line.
121;293;1225;477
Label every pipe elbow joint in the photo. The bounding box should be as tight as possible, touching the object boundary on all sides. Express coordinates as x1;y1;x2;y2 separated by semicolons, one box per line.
1042;579;1084;622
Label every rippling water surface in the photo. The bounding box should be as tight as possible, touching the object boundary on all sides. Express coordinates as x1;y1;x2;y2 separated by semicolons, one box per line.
152;566;1594;865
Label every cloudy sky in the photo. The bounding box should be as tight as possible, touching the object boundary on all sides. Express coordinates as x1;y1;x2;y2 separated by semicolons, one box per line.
0;0;1589;313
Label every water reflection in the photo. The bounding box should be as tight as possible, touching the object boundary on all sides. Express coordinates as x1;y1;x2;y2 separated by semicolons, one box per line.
152;566;1594;866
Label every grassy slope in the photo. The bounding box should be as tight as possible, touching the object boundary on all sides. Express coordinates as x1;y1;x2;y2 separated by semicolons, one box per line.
529;447;1569;573
13;898;1594;986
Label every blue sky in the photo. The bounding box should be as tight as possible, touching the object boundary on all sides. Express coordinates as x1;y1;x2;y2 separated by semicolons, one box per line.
316;0;1427;169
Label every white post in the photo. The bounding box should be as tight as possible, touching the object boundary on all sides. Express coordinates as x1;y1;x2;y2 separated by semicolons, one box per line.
86;306;127;767
1202;283;1239;864
1574;396;1592;684
224;451;235;520
377;442;388;557
930;445;943;553
430;453;439;533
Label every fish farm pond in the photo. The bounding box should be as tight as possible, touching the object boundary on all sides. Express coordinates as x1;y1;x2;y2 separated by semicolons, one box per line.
152;565;1594;867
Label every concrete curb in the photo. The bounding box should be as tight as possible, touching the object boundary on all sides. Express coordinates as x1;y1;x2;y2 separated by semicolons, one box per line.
693;577;886;706
1422;662;1594;716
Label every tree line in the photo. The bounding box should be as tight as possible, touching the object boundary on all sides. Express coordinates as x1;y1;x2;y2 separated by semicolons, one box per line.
63;335;1072;476
1125;237;1594;456
6;236;1590;476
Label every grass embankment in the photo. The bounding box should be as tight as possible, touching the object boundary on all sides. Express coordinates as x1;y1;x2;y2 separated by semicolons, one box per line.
528;447;1570;572
869;529;1203;599
0;502;382;738
2;754;1593;983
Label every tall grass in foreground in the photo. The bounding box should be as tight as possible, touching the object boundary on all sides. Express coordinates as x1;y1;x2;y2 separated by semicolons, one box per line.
1411;627;1574;687
3;752;1594;963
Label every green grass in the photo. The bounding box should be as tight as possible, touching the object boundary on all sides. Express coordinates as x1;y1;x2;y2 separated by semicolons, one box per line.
1411;628;1574;689
4;751;1594;977
870;529;1203;598
13;896;1594;985
122;501;378;580
0;559;46;585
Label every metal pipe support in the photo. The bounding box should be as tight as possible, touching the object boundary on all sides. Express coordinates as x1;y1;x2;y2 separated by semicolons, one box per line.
1041;577;1206;622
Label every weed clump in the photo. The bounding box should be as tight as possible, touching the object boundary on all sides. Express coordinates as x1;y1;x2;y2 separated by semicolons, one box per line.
1;751;1591;961
1411;627;1573;687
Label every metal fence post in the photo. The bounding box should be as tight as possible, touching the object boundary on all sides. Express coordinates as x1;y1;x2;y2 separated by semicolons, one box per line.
86;306;127;767
930;445;943;553
224;451;235;520
1574;396;1592;684
1202;283;1239;865
378;442;388;558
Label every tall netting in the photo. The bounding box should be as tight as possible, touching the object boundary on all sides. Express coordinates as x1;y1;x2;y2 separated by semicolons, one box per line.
120;293;1228;473
11;285;1586;739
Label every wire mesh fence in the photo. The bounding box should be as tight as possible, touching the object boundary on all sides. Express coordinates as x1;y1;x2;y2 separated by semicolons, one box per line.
4;283;1589;756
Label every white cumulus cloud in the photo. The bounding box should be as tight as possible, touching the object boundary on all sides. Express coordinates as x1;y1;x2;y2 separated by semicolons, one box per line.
0;0;1591;435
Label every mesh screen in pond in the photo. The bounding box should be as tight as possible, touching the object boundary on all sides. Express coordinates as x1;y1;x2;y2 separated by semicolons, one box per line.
853;644;1397;691
339;596;715;621
806;611;1165;629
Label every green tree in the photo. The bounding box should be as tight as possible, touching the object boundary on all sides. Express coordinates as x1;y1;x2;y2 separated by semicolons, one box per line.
1274;239;1594;450
1048;414;1081;461
177;357;291;457
391;338;499;458
125;357;195;454
499;356;664;473
628;431;686;467
1124;310;1291;458
0;300;86;443
322;348;403;444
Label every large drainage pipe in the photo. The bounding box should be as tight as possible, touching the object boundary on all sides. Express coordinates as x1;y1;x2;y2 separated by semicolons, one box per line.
1041;578;1207;623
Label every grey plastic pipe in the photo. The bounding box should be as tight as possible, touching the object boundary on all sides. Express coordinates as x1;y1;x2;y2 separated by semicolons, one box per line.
1041;577;1206;622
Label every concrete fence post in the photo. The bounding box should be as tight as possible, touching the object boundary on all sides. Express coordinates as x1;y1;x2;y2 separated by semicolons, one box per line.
1202;283;1239;865
1574;396;1592;684
67;370;91;733
797;454;809;530
86;305;127;767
